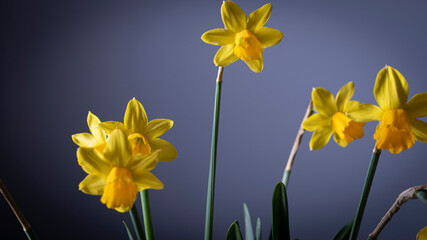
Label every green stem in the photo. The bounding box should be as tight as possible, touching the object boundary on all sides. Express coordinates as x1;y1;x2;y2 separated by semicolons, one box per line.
350;147;382;240
129;203;145;240
141;190;154;240
0;179;38;240
204;66;224;240
281;101;313;187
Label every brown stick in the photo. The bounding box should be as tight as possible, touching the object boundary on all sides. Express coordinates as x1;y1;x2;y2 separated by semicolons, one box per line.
285;101;313;172
369;185;427;239
0;179;32;231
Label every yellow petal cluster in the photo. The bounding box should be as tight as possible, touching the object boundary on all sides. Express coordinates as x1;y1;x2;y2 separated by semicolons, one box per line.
98;98;177;162
72;112;107;153
348;66;427;154
77;129;163;212
201;1;283;72
303;82;366;150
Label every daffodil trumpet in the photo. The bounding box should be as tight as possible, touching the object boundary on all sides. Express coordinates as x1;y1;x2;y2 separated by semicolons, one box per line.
204;66;224;240
281;101;313;187
349;146;382;240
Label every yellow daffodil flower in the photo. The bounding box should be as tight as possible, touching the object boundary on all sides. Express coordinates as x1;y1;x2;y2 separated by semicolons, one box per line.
77;128;163;212
348;66;427;154
418;226;427;240
99;98;177;162
72;111;107;153
201;1;283;73
303;82;366;150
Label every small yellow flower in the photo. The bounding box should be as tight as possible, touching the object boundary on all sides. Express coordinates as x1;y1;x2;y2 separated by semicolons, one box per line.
72;112;107;153
77;128;163;212
348;66;427;154
99;98;177;162
201;1;283;72
303;82;365;150
418;226;427;240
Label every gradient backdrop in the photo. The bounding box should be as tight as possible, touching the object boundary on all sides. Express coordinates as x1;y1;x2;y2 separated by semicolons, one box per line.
1;0;427;239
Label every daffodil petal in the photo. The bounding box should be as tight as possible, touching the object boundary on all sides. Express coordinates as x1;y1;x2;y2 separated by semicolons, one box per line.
312;88;337;117
150;138;177;162
336;82;354;112
417;226;427;240
124;98;148;134
214;45;239;67
347;104;383;122
302;113;331;131
309;127;333;150
104;129;132;167
77;147;111;177
410;118;427;142
255;27;283;48
201;28;235;46
406;93;427;118
72;133;98;147
87;112;106;143
245;58;264;73
221;1;247;32
333;132;348;148
79;175;105;195
374;66;409;110
128;150;160;173
345;100;360;112
98;121;128;134
144;119;173;140
247;3;272;32
134;172;164;191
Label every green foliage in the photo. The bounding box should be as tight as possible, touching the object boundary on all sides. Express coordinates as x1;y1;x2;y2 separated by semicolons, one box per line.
333;220;354;240
272;182;290;240
256;218;262;240
416;190;427;205
227;221;244;240
243;203;255;240
123;221;135;240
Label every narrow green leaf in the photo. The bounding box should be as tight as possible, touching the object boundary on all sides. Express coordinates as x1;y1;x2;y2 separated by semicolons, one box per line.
255;218;262;240
226;221;243;240
333;220;354;240
123;221;135;240
416;190;427;204
243;203;254;240
272;182;290;240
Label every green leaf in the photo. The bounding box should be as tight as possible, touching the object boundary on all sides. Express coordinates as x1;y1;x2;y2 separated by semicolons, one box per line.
416;190;427;204
333;220;354;240
227;221;243;240
123;221;135;240
256;218;262;240
244;203;255;240
272;182;290;240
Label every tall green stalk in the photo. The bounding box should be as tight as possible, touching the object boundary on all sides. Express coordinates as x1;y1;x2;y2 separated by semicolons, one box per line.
129;203;145;240
281;101;313;187
349;147;382;240
204;66;224;240
141;190;154;240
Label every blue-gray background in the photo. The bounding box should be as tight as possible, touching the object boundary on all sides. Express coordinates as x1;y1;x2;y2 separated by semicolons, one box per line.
1;0;426;239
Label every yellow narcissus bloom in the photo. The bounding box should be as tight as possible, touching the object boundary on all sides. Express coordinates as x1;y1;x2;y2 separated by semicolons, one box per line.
303;82;366;150
78;128;163;212
201;1;283;73
72;112;107;153
418;226;427;240
348;66;427;154
99;98;177;162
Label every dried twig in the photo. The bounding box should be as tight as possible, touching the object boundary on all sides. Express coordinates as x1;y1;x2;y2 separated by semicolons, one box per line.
369;185;427;239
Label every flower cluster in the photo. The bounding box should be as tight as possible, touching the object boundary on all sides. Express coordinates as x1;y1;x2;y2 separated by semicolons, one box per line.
304;66;427;154
72;98;177;212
